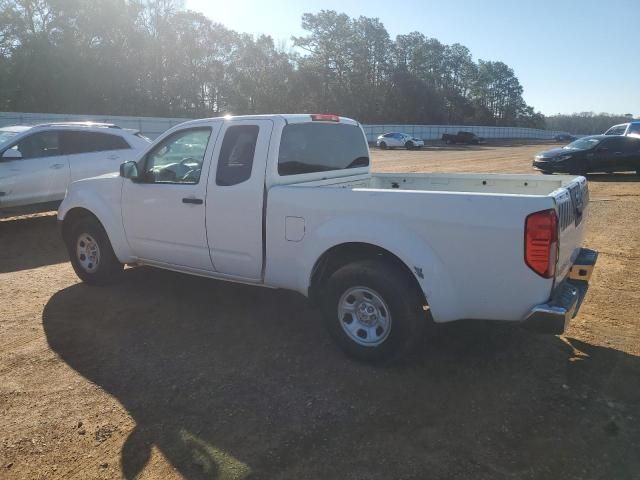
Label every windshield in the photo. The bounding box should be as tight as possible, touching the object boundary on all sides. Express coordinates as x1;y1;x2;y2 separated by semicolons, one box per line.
563;137;601;150
0;130;19;145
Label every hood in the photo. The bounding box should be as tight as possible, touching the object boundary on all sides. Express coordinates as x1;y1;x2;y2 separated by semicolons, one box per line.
537;148;572;159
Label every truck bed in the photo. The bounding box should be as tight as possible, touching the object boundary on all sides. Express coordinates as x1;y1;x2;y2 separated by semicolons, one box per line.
266;171;588;325
300;172;578;196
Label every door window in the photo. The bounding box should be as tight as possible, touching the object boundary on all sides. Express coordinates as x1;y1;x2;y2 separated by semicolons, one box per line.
215;125;259;186
9;131;62;159
142;127;212;184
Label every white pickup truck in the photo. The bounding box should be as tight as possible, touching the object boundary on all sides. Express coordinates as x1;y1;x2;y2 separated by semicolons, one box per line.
58;114;598;362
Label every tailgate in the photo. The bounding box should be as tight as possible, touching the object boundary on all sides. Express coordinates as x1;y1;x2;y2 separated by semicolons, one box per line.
553;176;589;281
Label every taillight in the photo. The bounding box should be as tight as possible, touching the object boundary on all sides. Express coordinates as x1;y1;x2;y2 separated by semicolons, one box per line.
525;209;558;278
311;114;340;122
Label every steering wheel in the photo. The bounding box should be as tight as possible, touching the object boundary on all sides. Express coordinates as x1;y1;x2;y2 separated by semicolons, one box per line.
179;157;196;166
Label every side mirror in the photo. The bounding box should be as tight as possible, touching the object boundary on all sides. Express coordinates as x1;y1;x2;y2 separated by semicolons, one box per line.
1;149;22;160
119;160;139;180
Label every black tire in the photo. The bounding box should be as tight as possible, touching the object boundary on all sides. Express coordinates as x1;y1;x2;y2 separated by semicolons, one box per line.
321;259;427;364
379;142;387;150
405;141;414;150
540;170;554;175
66;216;124;285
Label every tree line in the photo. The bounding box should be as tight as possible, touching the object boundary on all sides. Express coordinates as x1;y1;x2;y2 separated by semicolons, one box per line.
545;112;636;135
0;0;550;128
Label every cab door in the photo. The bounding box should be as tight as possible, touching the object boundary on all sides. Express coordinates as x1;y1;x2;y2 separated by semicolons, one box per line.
0;130;69;208
122;124;220;271
593;137;632;172
205;119;274;281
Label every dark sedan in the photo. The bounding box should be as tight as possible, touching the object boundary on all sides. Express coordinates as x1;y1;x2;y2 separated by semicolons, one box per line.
533;135;640;175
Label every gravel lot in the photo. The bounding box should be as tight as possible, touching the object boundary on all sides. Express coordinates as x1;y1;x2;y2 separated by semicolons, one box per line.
1;141;639;479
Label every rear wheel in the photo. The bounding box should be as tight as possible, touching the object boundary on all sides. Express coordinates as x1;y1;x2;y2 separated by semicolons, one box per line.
66;217;123;285
405;141;414;150
321;259;427;363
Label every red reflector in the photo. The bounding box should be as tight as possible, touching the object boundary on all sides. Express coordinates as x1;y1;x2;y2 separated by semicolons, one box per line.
524;209;558;278
311;114;340;122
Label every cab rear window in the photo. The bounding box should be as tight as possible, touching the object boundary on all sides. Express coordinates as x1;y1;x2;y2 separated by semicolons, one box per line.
278;123;369;176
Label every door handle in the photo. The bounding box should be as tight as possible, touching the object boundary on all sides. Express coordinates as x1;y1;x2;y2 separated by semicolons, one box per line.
182;197;203;205
50;163;65;170
107;155;119;160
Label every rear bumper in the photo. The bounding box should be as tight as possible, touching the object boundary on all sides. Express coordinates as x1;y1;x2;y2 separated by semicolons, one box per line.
521;248;598;334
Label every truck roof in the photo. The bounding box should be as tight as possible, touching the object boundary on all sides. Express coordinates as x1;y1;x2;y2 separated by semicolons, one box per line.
176;114;359;128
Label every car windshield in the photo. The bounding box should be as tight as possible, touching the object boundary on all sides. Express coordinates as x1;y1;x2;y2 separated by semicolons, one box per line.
0;130;19;145
563;137;601;150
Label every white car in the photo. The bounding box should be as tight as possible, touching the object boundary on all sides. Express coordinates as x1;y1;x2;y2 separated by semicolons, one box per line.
377;132;425;149
0;122;150;216
59;114;597;363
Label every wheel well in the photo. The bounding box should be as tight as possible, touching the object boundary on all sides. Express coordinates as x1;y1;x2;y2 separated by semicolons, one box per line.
309;242;427;306
61;208;100;244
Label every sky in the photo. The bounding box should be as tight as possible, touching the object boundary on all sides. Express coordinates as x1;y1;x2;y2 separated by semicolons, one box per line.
185;0;639;116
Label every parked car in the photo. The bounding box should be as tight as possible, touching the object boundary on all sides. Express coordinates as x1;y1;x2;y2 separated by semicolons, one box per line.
59;113;597;363
0;122;150;216
376;132;424;149
441;131;484;145
533;135;640;175
604;121;640;138
553;133;577;142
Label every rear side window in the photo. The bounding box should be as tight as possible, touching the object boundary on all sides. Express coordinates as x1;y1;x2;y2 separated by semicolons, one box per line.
62;131;130;154
216;125;259;186
278;123;369;176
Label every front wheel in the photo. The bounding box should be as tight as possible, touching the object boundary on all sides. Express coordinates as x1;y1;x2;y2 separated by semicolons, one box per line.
66;217;124;285
405;141;414;150
379;142;387;150
321;259;427;363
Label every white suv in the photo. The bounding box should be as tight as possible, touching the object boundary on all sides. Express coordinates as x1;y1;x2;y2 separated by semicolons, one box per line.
0;122;150;215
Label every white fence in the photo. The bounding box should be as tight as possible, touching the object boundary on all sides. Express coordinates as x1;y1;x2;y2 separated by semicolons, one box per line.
361;124;566;142
0;111;566;141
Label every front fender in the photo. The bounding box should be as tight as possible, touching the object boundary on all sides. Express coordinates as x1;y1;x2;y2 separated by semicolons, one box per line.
298;214;458;323
58;178;135;263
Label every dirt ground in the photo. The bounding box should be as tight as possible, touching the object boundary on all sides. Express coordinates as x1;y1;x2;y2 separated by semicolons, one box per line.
1;141;639;479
